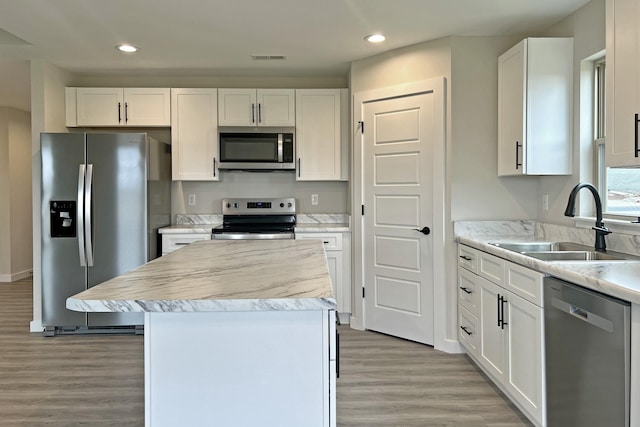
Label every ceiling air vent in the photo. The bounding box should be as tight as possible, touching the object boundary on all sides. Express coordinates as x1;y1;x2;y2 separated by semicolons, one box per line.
251;55;287;61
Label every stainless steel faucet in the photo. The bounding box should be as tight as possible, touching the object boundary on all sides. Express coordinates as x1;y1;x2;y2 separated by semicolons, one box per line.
564;182;611;252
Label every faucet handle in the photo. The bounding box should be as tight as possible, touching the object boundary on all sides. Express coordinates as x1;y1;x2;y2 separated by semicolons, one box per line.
592;225;611;235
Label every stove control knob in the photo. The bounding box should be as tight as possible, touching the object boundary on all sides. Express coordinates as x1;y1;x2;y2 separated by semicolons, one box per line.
226;203;231;208
288;202;292;208
280;203;285;208
233;203;239;208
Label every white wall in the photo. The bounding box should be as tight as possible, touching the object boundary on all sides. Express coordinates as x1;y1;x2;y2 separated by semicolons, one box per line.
0;107;32;282
538;0;606;224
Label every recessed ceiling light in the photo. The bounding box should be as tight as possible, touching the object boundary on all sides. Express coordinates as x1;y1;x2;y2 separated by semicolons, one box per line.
365;34;386;43
116;44;138;53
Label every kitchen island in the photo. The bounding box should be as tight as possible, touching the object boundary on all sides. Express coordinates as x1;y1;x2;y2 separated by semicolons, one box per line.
67;239;337;427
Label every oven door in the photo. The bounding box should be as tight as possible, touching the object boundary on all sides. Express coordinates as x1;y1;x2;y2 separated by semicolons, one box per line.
212;232;294;240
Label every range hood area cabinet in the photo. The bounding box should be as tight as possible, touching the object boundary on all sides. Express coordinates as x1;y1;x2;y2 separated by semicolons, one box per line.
171;88;219;181
295;89;349;181
605;0;640;167
66;87;171;127
497;38;573;176
218;88;295;127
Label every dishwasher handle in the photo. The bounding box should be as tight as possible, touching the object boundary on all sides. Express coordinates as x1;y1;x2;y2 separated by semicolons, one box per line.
551;297;614;333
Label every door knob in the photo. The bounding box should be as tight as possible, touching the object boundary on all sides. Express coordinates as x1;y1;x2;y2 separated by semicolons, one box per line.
413;226;431;235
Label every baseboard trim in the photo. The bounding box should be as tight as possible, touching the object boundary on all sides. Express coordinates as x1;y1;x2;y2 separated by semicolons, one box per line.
0;269;33;283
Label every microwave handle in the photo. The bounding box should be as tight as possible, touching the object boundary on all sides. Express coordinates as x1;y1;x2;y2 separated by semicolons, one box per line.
277;134;283;162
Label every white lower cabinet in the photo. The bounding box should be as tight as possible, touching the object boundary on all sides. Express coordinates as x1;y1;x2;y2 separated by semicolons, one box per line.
296;232;351;318
458;244;545;426
161;233;211;256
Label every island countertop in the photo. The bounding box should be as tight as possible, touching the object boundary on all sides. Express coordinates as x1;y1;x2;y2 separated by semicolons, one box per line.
66;239;336;313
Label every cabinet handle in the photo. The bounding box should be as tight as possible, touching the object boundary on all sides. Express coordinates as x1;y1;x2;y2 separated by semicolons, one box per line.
213;157;216;178
118;102;122;123
460;287;472;294
323;241;330;244
125;102;129;123
175;242;190;246
635;113;639;158
497;294;501;327
459;255;472;261
460;326;472;336
251;103;256;124
297;158;301;177
515;141;522;169
498;294;508;329
336;329;340;378
258;103;262;123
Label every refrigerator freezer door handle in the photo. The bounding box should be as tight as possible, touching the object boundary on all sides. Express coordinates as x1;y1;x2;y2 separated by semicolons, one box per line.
77;164;86;267
85;164;94;267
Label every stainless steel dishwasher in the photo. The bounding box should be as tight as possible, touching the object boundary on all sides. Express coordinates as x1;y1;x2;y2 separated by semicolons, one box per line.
544;277;630;427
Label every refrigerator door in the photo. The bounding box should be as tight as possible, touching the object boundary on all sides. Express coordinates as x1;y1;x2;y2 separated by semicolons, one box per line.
41;133;88;327
86;133;147;327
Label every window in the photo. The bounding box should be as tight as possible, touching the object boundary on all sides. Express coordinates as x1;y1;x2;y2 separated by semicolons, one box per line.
595;60;640;218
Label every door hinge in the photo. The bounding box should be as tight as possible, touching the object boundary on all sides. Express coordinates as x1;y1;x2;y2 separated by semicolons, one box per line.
358;120;364;134
361;205;365;215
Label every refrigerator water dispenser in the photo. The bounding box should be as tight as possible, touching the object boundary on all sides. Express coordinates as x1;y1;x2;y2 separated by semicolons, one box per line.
49;201;76;238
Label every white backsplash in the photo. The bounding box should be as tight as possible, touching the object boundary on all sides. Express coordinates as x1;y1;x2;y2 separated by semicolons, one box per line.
296;214;349;224
453;220;535;237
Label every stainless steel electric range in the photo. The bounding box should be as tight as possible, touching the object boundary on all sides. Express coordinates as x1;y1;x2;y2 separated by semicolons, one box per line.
212;197;296;240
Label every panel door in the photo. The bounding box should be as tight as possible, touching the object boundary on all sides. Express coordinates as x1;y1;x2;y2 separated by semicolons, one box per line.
218;88;257;126
123;88;171;126
606;0;640;166
363;91;435;345
498;40;526;176
296;89;342;181
76;88;123;126
258;89;295;126
478;278;507;380
171;88;219;181
505;292;545;425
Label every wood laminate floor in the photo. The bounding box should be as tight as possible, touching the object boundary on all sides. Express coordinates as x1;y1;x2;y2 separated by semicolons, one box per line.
0;278;531;426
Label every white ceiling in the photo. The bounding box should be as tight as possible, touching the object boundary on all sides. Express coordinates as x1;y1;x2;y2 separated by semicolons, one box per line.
0;0;592;112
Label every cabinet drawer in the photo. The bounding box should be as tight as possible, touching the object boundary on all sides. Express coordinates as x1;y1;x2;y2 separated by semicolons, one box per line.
478;251;505;285
458;305;479;356
458;245;478;273
505;262;544;307
162;233;211;254
458;268;480;315
295;232;342;250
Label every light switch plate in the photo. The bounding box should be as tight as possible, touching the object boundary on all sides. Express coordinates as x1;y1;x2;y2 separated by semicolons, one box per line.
311;194;318;205
188;194;196;206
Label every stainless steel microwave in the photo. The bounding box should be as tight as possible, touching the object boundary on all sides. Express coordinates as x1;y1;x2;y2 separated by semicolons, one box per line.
218;128;295;170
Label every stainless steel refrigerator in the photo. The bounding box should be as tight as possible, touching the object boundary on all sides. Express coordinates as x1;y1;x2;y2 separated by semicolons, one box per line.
41;132;171;335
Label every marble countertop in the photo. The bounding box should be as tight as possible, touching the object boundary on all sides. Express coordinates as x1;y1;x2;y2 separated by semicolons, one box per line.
67;240;336;313
458;235;640;305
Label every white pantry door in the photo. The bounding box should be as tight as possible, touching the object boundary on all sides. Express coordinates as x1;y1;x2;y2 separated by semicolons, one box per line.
363;91;435;345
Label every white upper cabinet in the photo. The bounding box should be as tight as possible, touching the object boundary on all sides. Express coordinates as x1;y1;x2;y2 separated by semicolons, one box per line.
170;88;219;181
497;38;573;176
605;0;640;166
218;88;295;126
66;87;171;127
295;89;348;181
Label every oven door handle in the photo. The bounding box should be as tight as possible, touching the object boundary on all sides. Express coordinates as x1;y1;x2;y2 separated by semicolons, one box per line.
212;233;294;240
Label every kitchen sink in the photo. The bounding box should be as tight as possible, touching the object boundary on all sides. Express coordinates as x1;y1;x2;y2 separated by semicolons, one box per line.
489;241;592;253
488;241;640;262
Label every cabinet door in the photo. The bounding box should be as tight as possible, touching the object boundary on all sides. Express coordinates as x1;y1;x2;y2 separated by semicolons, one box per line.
459;305;480;358
498;40;526;176
258;89;295;126
218;88;258;126
605;0;640;166
505;291;544;425
171;89;219;181
76;87;124;126
123;88;171;126
296;89;344;181
478;277;507;381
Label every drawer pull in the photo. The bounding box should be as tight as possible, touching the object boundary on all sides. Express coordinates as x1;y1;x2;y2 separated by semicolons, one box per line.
175;242;190;246
460;287;472;294
323;241;330;244
459;255;472;261
460;326;472;336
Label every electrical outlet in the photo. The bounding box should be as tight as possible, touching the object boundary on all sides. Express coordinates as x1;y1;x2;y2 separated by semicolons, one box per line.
542;193;549;211
311;194;319;205
188;194;196;206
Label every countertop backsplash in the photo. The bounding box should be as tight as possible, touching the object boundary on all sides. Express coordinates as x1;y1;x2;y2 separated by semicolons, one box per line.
455;220;640;257
176;214;223;225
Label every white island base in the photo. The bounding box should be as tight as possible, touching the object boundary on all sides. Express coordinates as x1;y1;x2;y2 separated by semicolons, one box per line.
144;309;337;427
